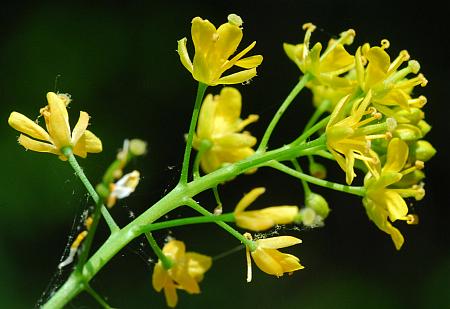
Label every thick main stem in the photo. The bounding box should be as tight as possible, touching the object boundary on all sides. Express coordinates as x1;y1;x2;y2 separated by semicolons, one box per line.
42;137;325;308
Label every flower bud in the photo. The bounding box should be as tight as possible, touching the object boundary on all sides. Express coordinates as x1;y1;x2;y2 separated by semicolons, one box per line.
305;192;330;219
396;108;424;124
129;139;148;156
417;120;431;136
309;161;327;179
410;140;436;162
393;170;425;187
394;124;423;141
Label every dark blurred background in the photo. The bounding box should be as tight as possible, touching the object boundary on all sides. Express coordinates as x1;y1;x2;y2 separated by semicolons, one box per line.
1;1;449;308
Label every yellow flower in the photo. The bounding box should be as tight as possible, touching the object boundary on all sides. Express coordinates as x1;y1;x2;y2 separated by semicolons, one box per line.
8;92;102;160
152;239;212;308
284;23;356;88
363;138;424;250
177;14;263;86
234;187;298;232
326;91;386;184
245;234;304;281
193;87;258;173
355;40;428;110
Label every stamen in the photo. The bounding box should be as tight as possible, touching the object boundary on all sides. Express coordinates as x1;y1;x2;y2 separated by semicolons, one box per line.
244;232;253;283
408;95;427;108
381;39;390;49
395;73;428;89
388;50;410;74
228;14;243;27
406;214;419;225
386;117;398;132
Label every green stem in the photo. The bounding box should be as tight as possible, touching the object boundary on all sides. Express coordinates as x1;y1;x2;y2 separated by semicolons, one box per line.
193;139;212;180
143;213;235;233
291;159;311;195
145;232;173;269
184;198;256;251
85;284;113;309
43;137;325;308
267;161;366;196
303;99;331;131
180;82;208;184
212;186;222;208
258;74;312;152
63;148;119;233
292;116;330;145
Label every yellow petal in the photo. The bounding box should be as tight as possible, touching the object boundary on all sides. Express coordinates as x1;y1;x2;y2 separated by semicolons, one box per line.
200;150;222;173
215;146;255;163
215;87;242;132
171;266;200;294
345;150;356;185
266;249;304;273
217;68;257;85
223;41;257;71
191;17;217;55
46;92;71;149
213;21;243;64
152;262;168;292
365;47;390;89
163;280;178;308
235;55;263;69
18;134;59;154
8;112;51;141
387;224;405;250
214;133;257;148
235;187;266;213
177;37;193;73
196;94;216;140
73;130;102;158
235;213;275;231
186;252;212;282
382;138;408;174
251;248;284;276
71;111;90;145
257;236;302;249
283;43;303;68
385;190;408;222
258;206;299;224
320;44;354;74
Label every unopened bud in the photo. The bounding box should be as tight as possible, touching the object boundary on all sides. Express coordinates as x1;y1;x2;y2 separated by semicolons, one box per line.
309;161;327;179
305;192;330;219
411;140;436;162
417;120;432;136
129;139;147;156
396;108;424;124
394;124;423;141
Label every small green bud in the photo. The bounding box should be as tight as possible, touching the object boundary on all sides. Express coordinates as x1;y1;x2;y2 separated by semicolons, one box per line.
394;124;423;141
129;139;147;156
396;108;424;124
393;170;425;188
411;140;436;162
309;161;327;179
305;192;330;219
417;120;432;136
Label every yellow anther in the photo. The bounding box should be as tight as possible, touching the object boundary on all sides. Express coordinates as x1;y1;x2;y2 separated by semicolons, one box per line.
406;214;419;225
386;117;398;132
302;22;316;32
381;39;390;49
408;60;421;74
409;95;427;108
228;14;243;27
415;160;425;170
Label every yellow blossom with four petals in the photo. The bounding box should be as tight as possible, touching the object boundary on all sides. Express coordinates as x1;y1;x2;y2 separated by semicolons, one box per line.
177;14;263;86
245;234;304;281
152;239;212;308
193;87;258;173
8;92;102;160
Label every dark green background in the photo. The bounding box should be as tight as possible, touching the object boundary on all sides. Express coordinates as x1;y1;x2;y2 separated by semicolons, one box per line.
1;1;449;308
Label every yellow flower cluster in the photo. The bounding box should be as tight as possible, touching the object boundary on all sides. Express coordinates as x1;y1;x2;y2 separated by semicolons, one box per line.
285;23;435;249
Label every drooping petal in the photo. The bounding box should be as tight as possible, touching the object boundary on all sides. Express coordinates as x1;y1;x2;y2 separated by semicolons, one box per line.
385;190;408;222
8;112;51;141
83;130;103;153
152;262;168;292
217;68;257;85
235;213;275;231
177;37;193;73
196;94;216;140
163;280;178;308
235;187;266;213
266;249;304;273
18;134;59;154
